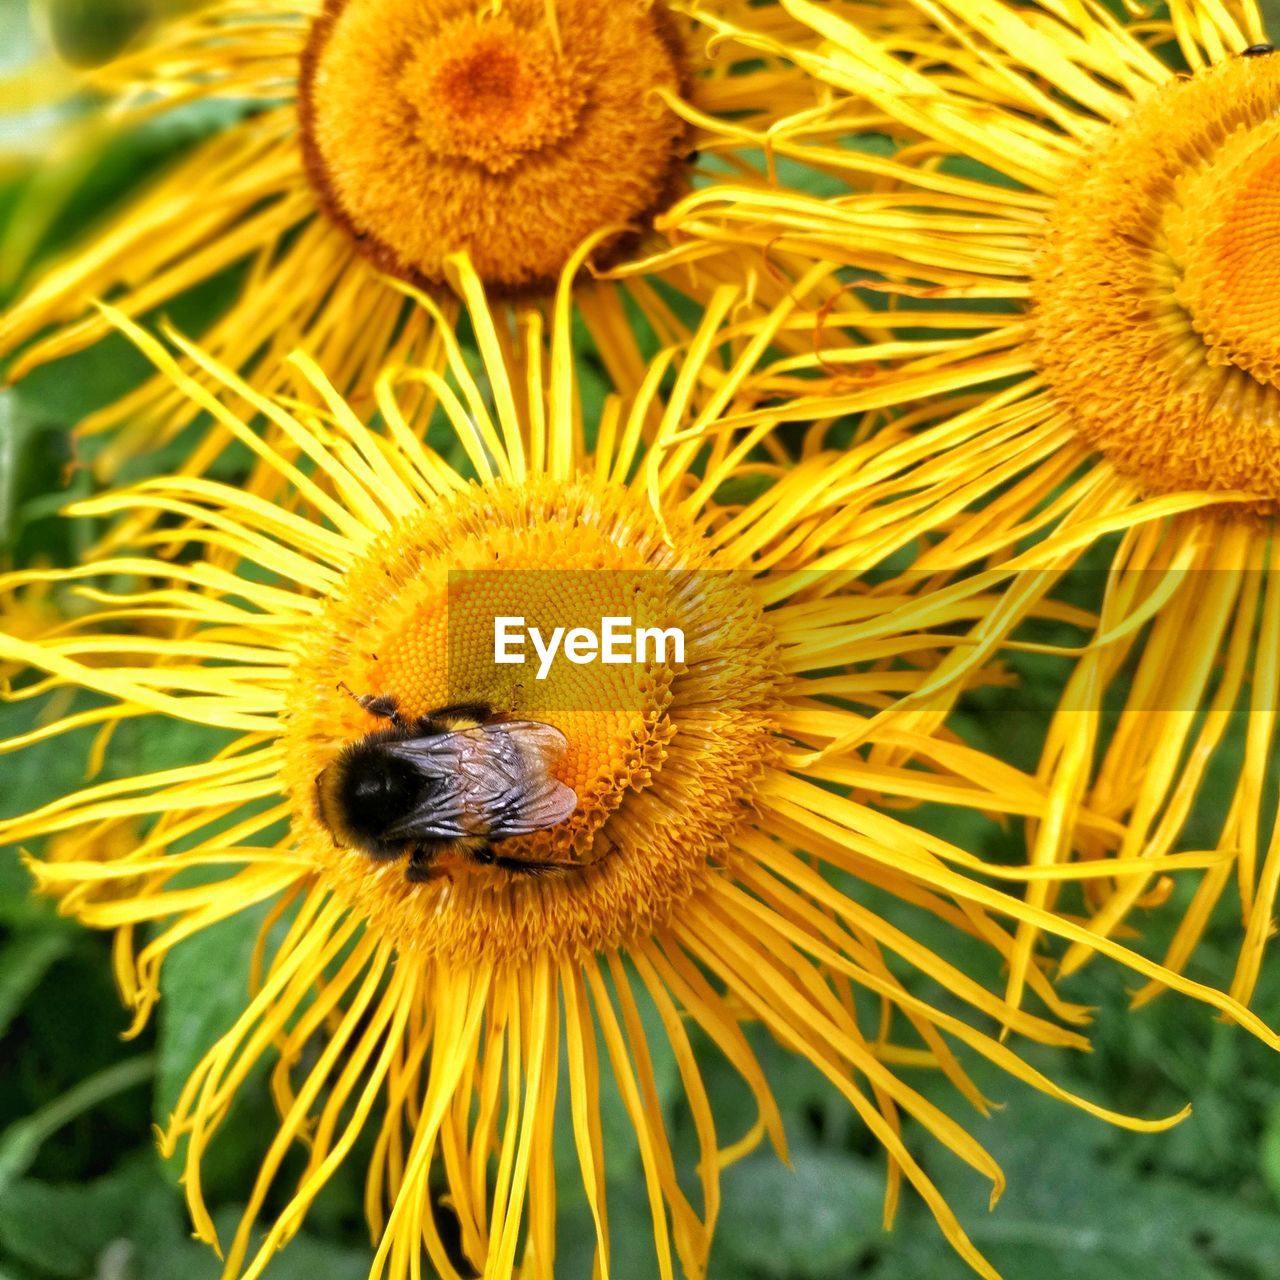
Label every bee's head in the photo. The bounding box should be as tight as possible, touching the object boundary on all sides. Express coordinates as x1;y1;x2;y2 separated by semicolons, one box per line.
316;737;435;856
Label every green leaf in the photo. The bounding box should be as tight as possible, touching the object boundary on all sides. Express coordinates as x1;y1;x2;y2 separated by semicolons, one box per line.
0;1156;156;1278
0;929;71;1039
155;905;268;1131
0;389;57;555
223;1224;373;1280
152;899;301;1207
1258;0;1280;43
0;697;104;829
928;1094;1280;1280
1259;1096;1280;1206
0;1055;153;1196
712;472;774;508
0;848;56;929
557;1179;664;1280
0;1152;378;1280
712;1146;885;1278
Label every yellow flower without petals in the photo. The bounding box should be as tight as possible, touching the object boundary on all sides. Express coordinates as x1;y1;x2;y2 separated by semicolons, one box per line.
299;0;690;293
1;257;1271;1280
670;0;1280;1012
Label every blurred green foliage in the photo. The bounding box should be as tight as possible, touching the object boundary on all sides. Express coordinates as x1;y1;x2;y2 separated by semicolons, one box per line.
34;0;211;67
3;3;1280;1278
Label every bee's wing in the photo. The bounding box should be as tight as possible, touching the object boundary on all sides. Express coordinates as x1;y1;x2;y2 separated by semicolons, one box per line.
377;733;476;839
384;722;575;840
495;721;570;770
486;772;578;838
467;722;578;838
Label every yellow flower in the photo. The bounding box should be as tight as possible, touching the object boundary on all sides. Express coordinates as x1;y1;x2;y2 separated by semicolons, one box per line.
0;256;1262;1280
0;578;55;683
671;0;1280;1011
299;0;688;292
0;0;834;478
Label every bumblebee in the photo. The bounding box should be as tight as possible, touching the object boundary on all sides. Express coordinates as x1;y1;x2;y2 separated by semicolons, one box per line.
315;692;578;880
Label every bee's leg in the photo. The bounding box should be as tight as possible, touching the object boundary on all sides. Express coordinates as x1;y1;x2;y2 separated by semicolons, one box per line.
337;682;405;727
361;694;404;725
469;845;576;876
405;841;449;882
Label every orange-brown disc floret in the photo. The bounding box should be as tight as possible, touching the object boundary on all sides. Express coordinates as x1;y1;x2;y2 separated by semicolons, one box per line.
1031;56;1280;513
298;0;692;293
278;477;785;965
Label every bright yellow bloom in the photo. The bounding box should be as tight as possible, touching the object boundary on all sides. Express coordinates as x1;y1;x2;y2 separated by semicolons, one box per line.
671;0;1280;1010
0;0;844;479
0;576;57;684
0;256;1262;1279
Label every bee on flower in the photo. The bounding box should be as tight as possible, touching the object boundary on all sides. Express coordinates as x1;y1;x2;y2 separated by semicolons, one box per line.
0;257;1262;1280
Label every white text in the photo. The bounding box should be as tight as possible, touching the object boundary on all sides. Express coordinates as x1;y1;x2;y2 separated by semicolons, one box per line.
493;616;685;679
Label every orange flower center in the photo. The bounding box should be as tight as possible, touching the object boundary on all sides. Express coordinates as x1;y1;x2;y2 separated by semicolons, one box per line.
278;479;784;965
406;20;585;174
1031;56;1280;513
1173;126;1280;389
298;0;691;293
